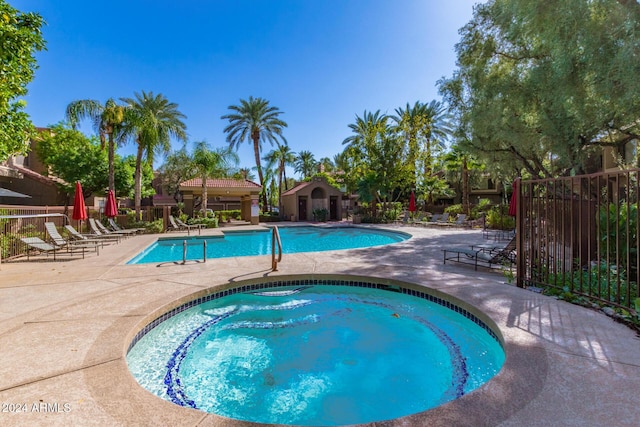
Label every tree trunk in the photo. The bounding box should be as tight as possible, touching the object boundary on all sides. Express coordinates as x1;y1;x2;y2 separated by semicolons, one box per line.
278;162;284;215
134;140;143;218
252;134;267;211
201;175;208;217
462;157;470;215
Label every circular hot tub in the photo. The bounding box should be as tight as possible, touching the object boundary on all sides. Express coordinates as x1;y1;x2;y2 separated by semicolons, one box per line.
126;276;505;426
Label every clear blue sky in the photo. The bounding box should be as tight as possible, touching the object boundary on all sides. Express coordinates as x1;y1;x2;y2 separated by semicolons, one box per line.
14;0;477;178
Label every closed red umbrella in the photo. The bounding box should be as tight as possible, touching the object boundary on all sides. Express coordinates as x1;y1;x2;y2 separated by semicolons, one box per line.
508;180;518;217
105;190;118;218
72;181;87;228
409;191;416;212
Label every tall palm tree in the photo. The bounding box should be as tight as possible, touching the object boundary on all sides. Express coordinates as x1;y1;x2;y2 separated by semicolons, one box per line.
221;96;287;210
317;157;334;173
191;141;239;216
66;98;125;192
342;110;388;150
263;142;296;212
391;100;452;177
294;150;317;179
120;91;187;217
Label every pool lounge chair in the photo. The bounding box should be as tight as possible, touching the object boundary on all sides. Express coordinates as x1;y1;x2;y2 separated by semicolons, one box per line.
44;222;101;255
95;218;136;237
64;224;119;244
442;236;516;270
437;214;469;227
108;218;144;234
88;218;124;241
168;215;201;235
20;237;89;260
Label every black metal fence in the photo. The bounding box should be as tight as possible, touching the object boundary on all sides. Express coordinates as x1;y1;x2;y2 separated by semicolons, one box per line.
516;170;640;310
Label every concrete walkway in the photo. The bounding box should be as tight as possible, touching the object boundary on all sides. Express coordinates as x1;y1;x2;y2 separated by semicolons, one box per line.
0;224;638;426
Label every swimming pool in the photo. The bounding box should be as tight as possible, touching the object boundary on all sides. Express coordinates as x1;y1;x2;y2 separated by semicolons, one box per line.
127;226;410;264
126;277;505;426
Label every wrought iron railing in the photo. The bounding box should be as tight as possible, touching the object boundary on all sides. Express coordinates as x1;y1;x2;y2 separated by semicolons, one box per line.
516;170;640;310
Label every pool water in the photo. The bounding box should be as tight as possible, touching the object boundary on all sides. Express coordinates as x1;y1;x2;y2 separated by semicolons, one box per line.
127;226;409;264
126;284;505;426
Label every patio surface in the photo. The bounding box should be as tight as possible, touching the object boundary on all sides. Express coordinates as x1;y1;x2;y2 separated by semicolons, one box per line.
0;224;639;426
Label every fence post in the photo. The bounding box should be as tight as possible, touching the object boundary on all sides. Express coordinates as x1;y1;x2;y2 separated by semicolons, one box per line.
515;178;525;288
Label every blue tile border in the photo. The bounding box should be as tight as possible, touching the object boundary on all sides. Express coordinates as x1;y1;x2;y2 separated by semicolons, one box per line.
127;278;503;353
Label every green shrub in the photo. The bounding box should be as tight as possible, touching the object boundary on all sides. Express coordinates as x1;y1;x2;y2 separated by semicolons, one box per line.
445;204;464;215
599;201;638;275
192;217;218;228
217;210;241;221
485;205;514;229
472;198;492;219
144;219;164;234
313;208;329;222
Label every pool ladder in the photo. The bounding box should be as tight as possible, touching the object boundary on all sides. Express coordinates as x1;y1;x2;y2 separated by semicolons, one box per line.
182;239;207;264
179;228;281;268
272;226;282;271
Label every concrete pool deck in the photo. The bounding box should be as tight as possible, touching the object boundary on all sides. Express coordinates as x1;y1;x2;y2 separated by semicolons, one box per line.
0;224;639;426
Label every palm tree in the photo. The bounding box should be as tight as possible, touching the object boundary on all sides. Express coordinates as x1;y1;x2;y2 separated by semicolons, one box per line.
263;142;296;212
66;98;125;192
191;141;239;216
391;100;452;177
221;96;287;210
317;157;334;173
342;110;388;151
235;167;256;181
294;150;317;179
120;91;187;217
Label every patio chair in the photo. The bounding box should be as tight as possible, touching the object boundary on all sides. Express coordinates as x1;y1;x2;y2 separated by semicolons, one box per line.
437;212;450;223
168;215;200;235
64;224;119;244
175;216;204;233
108;217;144;234
429;213;442;222
88;218;124;241
442;236;516;271
95;218;136;237
20;237;87;260
44;222;101;255
439;214;469;227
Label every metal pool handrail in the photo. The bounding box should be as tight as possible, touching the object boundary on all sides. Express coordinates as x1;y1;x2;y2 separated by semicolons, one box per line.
271;226;282;271
181;239;207;264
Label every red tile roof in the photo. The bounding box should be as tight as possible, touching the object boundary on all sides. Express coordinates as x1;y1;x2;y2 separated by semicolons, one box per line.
180;178;262;189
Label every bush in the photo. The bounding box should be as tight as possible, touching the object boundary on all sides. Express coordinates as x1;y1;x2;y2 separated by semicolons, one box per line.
313;208;329;222
191;217;218;228
472;198;492;219
485;205;515;229
445;204;464;216
217;210;241;221
144;219;164;234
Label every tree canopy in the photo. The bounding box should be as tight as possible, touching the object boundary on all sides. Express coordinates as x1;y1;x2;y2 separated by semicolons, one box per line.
439;0;640;178
0;1;46;160
34;124;147;201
